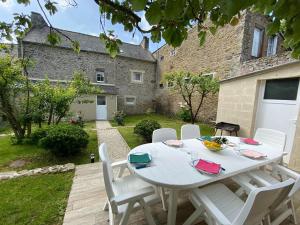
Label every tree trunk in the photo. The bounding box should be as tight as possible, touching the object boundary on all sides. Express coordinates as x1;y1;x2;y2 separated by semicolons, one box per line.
48;105;53;125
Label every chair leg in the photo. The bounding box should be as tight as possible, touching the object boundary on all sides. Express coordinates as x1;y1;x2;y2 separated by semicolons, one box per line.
109;205;115;225
119;201;134;225
235;187;245;197
183;208;203;225
139;199;156;225
159;187;168;211
289;199;298;224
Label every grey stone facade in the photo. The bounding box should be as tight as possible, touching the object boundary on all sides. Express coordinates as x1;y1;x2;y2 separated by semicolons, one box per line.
21;13;157;117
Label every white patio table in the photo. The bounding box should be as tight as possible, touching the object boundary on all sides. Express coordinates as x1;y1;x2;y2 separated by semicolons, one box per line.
127;136;283;225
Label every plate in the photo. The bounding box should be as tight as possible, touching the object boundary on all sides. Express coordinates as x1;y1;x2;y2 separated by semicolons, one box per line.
240;149;267;159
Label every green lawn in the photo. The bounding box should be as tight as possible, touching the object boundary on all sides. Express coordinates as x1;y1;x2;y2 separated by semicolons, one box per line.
0;121;98;171
0;172;73;225
111;113;214;149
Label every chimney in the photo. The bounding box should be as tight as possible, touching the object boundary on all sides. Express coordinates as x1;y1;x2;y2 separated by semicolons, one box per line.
140;36;149;50
31;12;48;28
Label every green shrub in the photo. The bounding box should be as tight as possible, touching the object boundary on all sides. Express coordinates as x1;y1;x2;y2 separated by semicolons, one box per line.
134;120;161;142
114;111;126;126
30;127;49;144
40;124;89;156
177;107;192;122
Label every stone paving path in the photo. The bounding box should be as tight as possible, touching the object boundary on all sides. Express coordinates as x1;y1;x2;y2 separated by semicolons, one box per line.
63;121;300;225
96;121;131;161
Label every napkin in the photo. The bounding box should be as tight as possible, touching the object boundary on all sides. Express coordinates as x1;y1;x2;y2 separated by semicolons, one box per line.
129;153;151;164
200;136;212;141
164;140;183;147
195;159;221;174
241;150;267;159
241;138;260;145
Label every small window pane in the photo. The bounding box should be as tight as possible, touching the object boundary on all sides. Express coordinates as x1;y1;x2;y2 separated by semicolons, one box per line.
97;96;106;105
134;72;141;81
96;72;105;82
267;36;278;56
264;78;299;100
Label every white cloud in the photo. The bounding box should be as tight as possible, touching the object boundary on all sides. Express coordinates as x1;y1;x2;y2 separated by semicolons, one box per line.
55;0;76;11
138;12;152;31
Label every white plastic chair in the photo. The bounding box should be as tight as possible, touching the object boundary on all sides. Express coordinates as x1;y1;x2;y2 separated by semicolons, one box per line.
99;143;160;225
183;179;295;225
234;164;300;225
234;128;287;194
181;124;201;140
254;128;286;153
152;128;177;143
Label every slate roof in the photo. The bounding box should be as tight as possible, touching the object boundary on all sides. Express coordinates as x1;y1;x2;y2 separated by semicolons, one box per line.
23;26;155;62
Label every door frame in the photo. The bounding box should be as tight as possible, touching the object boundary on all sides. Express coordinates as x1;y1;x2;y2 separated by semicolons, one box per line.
96;95;108;120
255;78;300;162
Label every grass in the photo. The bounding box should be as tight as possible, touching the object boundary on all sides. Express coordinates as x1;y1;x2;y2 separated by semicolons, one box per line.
0;121;98;171
111;113;214;149
0;172;73;225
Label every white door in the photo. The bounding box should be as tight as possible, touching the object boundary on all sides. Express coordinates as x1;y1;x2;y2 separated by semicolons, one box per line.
96;96;107;120
255;78;300;162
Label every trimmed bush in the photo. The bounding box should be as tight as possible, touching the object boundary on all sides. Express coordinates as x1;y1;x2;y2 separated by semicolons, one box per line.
177;107;192;122
114;111;126;126
30;127;49;144
40;124;89;156
134;120;161;143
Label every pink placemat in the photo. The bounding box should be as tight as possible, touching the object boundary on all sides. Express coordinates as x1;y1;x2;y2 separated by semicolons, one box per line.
241;138;260;145
194;159;221;174
241;150;267;159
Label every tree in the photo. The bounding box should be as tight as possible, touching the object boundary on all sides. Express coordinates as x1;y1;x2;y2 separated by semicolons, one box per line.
165;71;219;124
31;72;101;126
0;50;100;140
0;0;300;58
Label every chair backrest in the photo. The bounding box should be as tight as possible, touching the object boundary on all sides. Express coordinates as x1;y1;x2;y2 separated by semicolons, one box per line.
181;124;201;140
99;143;119;213
152;128;177;143
289;176;300;197
254;128;286;152
233;179;294;225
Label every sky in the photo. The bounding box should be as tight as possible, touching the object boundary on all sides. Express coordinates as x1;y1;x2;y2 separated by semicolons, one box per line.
0;0;165;52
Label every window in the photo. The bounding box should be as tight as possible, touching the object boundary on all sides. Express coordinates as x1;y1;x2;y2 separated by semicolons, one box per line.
131;70;144;83
202;72;215;78
96;72;105;83
97;96;106;105
125;96;136;105
160;55;164;61
267;35;278;56
264;78;299;101
251;27;264;57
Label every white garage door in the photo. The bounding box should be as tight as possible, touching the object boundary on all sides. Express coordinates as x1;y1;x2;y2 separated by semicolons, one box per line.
96;96;107;120
255;78;300;162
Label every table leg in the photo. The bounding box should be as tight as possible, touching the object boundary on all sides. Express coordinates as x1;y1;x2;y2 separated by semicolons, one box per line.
167;190;178;225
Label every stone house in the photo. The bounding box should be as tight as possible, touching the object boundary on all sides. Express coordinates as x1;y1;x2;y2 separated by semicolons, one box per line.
153;11;285;122
19;12;157;120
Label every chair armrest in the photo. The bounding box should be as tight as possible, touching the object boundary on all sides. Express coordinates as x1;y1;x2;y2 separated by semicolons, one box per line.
111;160;128;169
232;174;257;193
112;186;155;205
273;164;299;180
195;192;231;225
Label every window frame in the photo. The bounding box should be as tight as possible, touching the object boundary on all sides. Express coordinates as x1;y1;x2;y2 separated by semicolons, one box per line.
262;78;300;104
130;70;144;84
251;26;264;58
202;72;216;78
267;35;278;57
124;95;137;105
96;71;105;83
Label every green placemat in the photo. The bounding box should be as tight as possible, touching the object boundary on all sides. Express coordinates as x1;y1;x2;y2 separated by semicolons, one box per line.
129;153;151;164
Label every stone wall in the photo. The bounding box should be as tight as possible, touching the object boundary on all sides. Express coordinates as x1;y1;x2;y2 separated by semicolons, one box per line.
22;42;156;116
217;61;300;170
153;15;246;122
